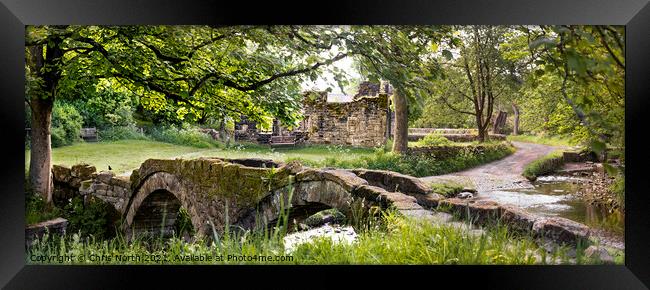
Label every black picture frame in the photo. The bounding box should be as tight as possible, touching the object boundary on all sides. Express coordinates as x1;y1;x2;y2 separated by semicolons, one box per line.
1;0;648;288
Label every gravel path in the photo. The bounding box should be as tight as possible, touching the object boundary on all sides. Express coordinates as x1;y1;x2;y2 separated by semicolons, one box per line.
421;141;558;191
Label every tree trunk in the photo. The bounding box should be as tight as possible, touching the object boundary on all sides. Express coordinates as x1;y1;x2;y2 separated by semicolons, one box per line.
477;126;486;142
474;113;486;143
392;89;409;154
512;103;520;135
218;115;227;142
26;38;63;205
29;98;54;203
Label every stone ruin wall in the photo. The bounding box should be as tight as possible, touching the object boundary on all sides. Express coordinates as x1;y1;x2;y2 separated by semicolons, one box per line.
301;91;390;147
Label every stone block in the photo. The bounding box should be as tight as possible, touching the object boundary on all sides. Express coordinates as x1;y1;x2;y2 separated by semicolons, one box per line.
79;179;93;193
322;169;368;191
26;218;68;247
295;168;324;182
532;217;591;246
52;165;72;183
96;171;115;184
499;205;539;233
466;200;501;225
584;245;615;264
414;193;444;208
352;184;387;202
71;163;96;179
93;183;109;192
109;175;131;188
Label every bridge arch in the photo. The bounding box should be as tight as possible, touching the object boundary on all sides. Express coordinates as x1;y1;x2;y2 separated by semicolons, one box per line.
124;172;204;240
236;178;357;231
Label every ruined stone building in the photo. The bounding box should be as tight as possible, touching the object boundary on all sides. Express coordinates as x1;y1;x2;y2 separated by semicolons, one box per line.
232;81;394;147
298;81;393;147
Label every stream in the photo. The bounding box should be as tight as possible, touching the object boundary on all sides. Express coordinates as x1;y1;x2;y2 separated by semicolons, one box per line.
476;175;624;249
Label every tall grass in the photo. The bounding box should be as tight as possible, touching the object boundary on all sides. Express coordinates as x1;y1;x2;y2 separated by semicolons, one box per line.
298;143;516;177
26;203;616;265
522;150;565;181
507;134;576;147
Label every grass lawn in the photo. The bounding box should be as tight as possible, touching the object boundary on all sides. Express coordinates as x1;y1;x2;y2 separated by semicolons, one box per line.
507;134;576;147
25;140;375;175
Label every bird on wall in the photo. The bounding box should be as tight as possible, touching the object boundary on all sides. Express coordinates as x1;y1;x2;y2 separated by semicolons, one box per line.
108;165;112;171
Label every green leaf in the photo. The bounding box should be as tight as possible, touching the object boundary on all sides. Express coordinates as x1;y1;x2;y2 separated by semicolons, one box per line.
589;140;607;154
529;37;556;49
442;50;453;60
602;163;618;176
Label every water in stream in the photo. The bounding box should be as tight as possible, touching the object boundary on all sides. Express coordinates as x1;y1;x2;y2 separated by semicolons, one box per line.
477;175;624;247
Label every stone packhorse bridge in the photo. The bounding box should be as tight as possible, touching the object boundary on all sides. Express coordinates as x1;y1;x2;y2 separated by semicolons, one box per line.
76;158;440;239
52;157;593;247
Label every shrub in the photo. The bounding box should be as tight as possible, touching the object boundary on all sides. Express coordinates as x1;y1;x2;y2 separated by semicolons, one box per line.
418;134;452;146
70;89;138;129
149;126;222;148
522;151;564;181
63;196;117;239
51;102;83;147
99;125;149;141
26;193;62;225
321;142;516;177
174;207;195;237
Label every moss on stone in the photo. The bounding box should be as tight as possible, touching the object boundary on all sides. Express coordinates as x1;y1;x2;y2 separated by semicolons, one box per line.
303;208;347;227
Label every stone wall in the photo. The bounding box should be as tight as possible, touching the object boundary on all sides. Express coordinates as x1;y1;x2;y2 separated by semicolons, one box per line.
409;128;478;135
80;171;131;213
408;128;506;142
234;115;260;142
302;91;390;147
25;218;68;248
51;164;96;206
439;198;591;246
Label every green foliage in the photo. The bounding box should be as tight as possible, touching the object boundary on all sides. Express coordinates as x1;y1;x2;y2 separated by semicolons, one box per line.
148;126;223;148
98;125;149;141
416;133;452;146
174;207;195;237
608;174;625;209
62;196;116;239
67;86;138;129
320;142;515;177
25;194;62;225
348;199;384;234
526;25;625;151
425;26;518;140
410;94;475;128
26;211;611;265
51;101;83;148
522;151;565;181
430;182;465;197
507;134;575;147
303;208;347;227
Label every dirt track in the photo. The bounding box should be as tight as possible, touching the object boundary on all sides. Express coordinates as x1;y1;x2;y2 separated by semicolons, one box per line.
420;142;558;191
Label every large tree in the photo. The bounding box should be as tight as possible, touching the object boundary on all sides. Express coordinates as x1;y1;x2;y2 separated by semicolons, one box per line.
25;25;351;204
346;26;451;153
526;25;625;151
25;25;455;203
436;26;513;142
